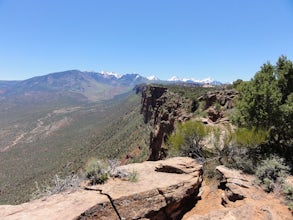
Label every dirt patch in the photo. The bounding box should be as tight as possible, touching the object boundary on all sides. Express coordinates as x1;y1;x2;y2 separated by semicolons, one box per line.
182;180;224;219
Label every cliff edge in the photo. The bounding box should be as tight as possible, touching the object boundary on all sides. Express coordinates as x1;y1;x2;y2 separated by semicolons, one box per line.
0;157;202;220
140;85;193;160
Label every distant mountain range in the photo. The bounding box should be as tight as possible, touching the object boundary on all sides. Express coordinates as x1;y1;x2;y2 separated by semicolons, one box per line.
0;70;224;102
0;70;148;102
165;76;223;85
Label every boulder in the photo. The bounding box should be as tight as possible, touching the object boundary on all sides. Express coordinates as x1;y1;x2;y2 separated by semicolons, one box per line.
216;165;253;203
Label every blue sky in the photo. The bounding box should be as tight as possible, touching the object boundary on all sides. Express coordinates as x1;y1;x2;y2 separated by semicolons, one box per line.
0;0;292;82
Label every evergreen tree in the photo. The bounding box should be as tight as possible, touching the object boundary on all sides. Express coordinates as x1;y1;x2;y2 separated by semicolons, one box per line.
236;62;282;128
235;55;293;167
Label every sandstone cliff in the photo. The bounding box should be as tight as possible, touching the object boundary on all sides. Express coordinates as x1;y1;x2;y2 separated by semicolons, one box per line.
140;85;238;161
140;85;193;161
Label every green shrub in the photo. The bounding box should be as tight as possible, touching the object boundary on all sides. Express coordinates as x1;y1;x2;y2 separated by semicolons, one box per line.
203;158;222;179
190;98;199;112
128;169;139;182
287;202;293;211
217;127;269;174
215;102;222;111
85;158;109;185
283;184;293;211
219;143;256;174
84;158;140;184
232;127;268;148
167;120;208;161
283;184;293;200
255;156;289;192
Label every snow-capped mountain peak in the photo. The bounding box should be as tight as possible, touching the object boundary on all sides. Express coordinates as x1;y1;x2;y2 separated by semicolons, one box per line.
194;77;214;84
147;75;159;81
168;76;181;81
100;71;122;79
167;76;215;84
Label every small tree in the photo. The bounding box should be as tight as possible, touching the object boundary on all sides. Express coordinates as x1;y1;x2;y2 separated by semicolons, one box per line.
236;63;282;129
167;120;208;161
235;56;293;168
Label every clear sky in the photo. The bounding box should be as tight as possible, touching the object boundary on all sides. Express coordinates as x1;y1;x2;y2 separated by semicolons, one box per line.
0;0;292;82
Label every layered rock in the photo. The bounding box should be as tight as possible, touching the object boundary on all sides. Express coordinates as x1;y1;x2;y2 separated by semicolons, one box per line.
183;166;292;220
216;166;293;219
0;157;202;220
216;165;253;203
198;89;238;110
198;89;238;122
140;85;192;160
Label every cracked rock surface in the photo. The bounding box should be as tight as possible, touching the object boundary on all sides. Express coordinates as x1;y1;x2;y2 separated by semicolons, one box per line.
0;157;202;220
183;166;293;220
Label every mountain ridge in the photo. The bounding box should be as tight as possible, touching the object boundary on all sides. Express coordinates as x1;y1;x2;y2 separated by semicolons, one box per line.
0;70;148;102
0;70;225;96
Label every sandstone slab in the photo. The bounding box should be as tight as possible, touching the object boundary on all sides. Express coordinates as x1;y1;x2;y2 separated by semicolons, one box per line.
0;157;202;220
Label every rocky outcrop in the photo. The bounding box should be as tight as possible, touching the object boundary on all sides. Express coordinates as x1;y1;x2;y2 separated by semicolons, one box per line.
0;157;202;220
183;166;292;220
140;85;168;124
206;107;224;123
198;89;238;122
198;89;238;110
216;165;253;204
140;85;192;160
